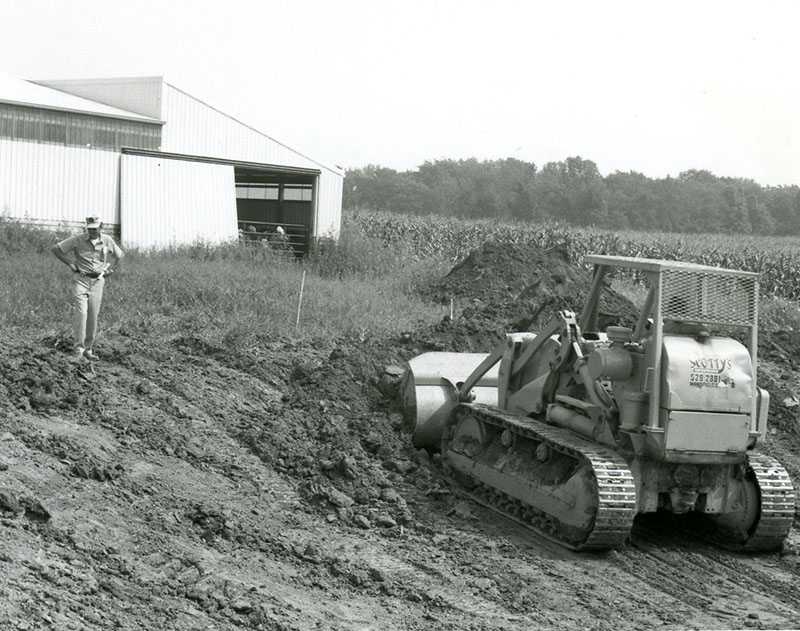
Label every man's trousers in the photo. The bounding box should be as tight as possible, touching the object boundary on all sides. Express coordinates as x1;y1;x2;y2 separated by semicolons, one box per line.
72;274;105;351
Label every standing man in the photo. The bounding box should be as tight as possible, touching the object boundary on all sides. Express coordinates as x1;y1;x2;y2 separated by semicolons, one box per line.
51;216;124;361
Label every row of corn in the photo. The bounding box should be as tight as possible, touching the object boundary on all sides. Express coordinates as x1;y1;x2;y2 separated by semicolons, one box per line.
348;210;800;300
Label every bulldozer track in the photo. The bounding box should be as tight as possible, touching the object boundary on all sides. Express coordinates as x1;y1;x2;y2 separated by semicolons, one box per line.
447;403;637;551
630;454;795;553
741;453;795;551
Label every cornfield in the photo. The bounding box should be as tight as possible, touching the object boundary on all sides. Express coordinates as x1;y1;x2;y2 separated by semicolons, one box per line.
348;210;800;301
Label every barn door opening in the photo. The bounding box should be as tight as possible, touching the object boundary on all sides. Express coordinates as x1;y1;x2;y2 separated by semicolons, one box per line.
235;168;314;255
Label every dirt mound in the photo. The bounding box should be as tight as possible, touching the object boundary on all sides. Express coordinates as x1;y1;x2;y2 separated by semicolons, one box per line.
754;327;800;486
428;242;582;304
415;242;639;352
0;328;449;629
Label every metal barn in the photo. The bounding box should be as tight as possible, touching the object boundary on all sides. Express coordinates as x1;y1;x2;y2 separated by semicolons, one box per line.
0;72;343;253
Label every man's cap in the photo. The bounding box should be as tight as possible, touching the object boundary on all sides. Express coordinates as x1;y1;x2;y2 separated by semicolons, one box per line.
85;216;101;228
276;226;285;234
246;225;256;232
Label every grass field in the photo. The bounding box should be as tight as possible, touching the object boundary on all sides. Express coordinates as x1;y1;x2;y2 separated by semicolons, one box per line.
4;211;800;350
0;216;449;348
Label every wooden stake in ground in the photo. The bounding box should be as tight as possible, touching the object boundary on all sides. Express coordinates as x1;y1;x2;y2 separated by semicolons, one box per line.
295;270;306;331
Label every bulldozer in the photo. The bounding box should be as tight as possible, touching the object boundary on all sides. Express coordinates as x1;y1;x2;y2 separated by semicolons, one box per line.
402;255;796;550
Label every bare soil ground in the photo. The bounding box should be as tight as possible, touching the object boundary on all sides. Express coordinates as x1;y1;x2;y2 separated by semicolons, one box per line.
1;244;799;630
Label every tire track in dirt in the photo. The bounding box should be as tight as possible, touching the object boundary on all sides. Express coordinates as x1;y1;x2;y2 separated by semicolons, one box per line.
612;549;714;611
629;517;800;627
433;495;800;629
100;346;303;506
414;500;706;629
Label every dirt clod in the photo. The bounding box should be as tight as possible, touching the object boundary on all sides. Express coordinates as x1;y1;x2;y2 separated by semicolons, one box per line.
353;514;371;529
0;489;22;515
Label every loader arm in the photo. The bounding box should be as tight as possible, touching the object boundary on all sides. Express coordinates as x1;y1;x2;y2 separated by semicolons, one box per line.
577;263;608;333
508;315;568;379
459;311;582;409
457;344;506;402
456;315;562;403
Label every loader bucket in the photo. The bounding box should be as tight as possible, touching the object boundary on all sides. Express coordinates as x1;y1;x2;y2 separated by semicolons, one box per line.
401;352;499;447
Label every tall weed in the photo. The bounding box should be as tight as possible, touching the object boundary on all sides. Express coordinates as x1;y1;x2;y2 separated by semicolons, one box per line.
0;220;445;348
307;220;410;279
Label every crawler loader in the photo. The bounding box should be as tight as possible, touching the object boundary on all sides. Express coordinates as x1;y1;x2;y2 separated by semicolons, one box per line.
402;255;796;550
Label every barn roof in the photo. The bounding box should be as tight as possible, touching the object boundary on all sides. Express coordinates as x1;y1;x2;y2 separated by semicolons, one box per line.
0;71;162;124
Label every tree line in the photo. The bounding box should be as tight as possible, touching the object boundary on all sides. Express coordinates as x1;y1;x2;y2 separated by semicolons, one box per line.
343;157;800;235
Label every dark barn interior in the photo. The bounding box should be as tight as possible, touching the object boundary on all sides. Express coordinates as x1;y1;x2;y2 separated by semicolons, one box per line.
235;168;315;255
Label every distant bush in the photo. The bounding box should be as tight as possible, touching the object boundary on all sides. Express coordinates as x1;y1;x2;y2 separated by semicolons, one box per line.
345;159;793;236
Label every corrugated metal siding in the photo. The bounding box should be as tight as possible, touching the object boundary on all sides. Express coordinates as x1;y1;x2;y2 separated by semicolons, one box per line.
34;77;164;121
0;138;119;225
160;83;343;239
160;84;324;169
120;154;237;249
315;170;343;238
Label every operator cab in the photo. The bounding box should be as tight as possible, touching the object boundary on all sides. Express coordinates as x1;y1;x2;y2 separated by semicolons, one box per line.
580;255;765;462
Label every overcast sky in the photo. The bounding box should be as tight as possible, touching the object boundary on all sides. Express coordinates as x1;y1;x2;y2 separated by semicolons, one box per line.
2;0;799;185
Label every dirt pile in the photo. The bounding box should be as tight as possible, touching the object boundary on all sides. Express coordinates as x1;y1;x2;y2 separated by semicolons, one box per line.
753;327;800;484
415;242;638;353
0;328;448;630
